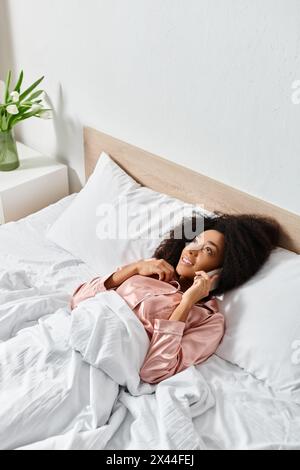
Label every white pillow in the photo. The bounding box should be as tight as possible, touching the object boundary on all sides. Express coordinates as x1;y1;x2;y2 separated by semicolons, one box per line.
216;247;300;403
47;152;213;276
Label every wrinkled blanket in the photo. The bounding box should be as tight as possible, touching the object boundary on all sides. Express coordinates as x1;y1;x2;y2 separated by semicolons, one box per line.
0;287;214;450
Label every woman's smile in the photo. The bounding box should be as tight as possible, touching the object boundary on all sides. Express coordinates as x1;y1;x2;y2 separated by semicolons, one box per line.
181;255;193;266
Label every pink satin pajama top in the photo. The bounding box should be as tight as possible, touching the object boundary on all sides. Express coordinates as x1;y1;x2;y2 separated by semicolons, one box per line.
70;267;225;384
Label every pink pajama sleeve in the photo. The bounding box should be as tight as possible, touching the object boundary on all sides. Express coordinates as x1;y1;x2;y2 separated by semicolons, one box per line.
70;267;122;310
139;313;225;384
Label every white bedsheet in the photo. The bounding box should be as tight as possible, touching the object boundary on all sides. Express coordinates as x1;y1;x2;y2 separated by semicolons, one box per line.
1;289;212;450
0;195;299;450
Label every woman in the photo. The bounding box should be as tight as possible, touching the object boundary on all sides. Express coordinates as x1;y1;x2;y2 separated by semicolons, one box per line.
71;212;280;384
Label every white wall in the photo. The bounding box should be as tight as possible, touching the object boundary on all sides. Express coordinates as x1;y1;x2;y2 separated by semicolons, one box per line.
1;0;300;213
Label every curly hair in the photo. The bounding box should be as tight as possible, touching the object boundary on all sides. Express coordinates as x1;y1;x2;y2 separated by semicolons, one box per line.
152;211;281;301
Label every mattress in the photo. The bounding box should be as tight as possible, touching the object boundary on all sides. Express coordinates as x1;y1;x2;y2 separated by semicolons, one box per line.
0;195;299;450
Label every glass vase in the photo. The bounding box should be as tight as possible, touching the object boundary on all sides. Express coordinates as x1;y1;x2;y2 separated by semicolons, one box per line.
0;129;20;171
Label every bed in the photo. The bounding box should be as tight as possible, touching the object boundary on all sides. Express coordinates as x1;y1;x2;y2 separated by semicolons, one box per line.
0;127;299;450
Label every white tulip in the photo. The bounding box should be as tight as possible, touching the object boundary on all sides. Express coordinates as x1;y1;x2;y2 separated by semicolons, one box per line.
31;104;42;113
6;104;19;115
10;91;20;103
39;110;52;119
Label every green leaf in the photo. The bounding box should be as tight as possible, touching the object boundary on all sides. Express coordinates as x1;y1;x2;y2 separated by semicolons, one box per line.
14;70;24;93
1;111;9;132
19;103;32;109
6;115;14;130
19;76;44;102
20;100;36;107
7;111;22;129
1;113;8;131
4;70;12;103
6;107;34;129
13;108;45;123
27;90;44;101
16;106;32;116
18;98;43;107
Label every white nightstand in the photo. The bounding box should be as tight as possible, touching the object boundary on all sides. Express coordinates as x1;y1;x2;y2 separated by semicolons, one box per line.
0;142;69;224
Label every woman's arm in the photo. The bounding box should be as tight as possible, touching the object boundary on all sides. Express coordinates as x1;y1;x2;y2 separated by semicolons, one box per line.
139;271;223;384
102;261;139;289
103;258;175;289
139;311;225;384
70;262;138;310
71;258;175;310
169;270;219;322
168;298;192;322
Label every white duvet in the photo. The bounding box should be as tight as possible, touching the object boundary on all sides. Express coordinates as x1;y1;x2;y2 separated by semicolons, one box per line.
0;195;299;450
0;288;212;450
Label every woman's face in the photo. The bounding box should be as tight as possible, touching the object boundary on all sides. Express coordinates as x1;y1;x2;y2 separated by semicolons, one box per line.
176;229;225;279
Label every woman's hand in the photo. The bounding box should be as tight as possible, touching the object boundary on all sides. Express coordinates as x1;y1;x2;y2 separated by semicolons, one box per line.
136;258;175;282
181;271;220;307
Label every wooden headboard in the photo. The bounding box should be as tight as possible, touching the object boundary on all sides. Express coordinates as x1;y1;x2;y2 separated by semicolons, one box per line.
84;126;300;254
